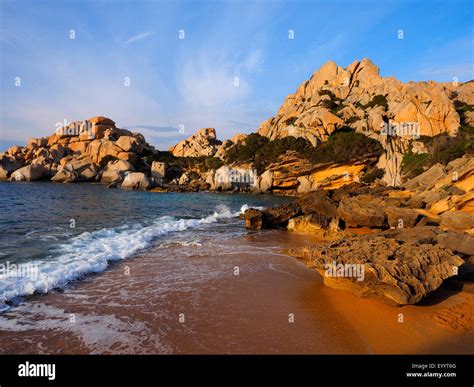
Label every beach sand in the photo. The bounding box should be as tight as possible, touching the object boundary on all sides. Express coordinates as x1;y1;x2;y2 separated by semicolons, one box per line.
0;230;471;354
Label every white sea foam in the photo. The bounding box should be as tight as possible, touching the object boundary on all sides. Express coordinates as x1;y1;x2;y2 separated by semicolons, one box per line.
240;204;264;213
0;205;245;306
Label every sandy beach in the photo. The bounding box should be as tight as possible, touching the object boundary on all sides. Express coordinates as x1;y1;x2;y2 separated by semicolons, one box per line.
0;229;471;354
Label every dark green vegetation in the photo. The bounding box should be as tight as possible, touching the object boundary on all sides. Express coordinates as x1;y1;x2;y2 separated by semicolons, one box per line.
402;124;474;178
354;94;388;111
303;130;383;164
317;91;388;121
401;152;430;178
225;131;383;173
452;99;474;126
318;89;345;114
146;152;223;180
364;94;388;110
225;133;310;173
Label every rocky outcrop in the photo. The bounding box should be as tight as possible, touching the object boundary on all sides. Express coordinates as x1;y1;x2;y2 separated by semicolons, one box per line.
247;151;373;196
287;213;334;233
337;197;386;228
121;172;151;190
2;116;158;189
258;58;462;143
403;157;474;218
243;163;473;305
257;58;471;186
244;208;264;230
440;212;474;231
256;170;273;193
169;128;221;157
214;133;247;160
244;158;473;233
289;229;464;305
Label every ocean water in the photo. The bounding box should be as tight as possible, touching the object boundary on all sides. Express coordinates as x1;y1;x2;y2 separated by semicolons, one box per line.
0;181;290;310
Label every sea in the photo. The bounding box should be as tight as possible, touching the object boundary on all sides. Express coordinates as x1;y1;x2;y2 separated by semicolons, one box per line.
0;181;370;354
0;181;289;310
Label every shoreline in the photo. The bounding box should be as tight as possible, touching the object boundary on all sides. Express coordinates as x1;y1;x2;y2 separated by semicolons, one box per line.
0;228;471;354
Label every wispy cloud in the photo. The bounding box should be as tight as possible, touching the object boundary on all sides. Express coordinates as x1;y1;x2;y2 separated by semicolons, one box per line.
124;31;154;44
420;63;473;80
179;62;248;108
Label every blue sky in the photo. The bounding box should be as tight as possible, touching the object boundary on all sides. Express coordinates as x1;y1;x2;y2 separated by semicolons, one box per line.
1;0;472;150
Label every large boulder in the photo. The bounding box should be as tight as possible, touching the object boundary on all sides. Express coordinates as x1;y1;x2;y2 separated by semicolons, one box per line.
151;161;166;180
115;136;143;153
287;213;333;232
69;141;89;155
121;172;151;190
27;137;48;148
100;171;124;185
0;154;22;179
103;159;134;173
298;191;338;218
54;155;98;182
99;158;134;185
440;211;474;231
404;163;447;192
95;140;123;165
337;197;386;228
10;163;48;181
243;208;264;230
384;206;421;228
289;231;464;305
88;116;115;126
51;167;76;183
169;128;220;157
257;170;273;193
264;202;302;227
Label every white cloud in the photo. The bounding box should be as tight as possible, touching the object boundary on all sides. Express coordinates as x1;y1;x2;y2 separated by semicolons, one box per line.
124;31;154;44
240;49;263;72
179;59;249;108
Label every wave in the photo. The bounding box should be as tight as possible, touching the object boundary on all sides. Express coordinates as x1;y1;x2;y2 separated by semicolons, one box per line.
0;204;246;307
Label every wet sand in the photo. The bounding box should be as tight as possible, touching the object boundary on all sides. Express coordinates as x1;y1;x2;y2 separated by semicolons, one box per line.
0;230;471;354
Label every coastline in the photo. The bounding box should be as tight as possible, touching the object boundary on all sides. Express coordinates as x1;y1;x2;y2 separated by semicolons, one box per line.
0;227;471;354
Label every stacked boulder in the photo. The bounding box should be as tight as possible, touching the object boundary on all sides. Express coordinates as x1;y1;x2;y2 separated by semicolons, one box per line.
169;128;221;157
1;116;158;189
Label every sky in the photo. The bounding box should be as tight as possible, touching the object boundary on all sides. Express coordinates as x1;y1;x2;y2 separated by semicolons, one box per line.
0;0;472;150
